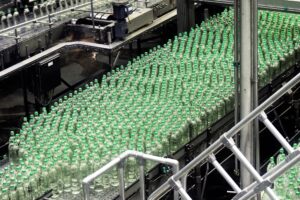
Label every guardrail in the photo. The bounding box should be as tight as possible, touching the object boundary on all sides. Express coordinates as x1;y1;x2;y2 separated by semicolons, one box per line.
148;72;300;200
82;150;181;200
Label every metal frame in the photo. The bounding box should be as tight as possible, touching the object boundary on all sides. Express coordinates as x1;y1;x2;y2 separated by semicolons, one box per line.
0;1;92;34
82;150;180;200
148;72;300;200
0;9;177;77
198;0;300;13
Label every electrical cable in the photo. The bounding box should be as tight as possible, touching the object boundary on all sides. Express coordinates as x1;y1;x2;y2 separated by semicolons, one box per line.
200;162;209;200
273;109;289;141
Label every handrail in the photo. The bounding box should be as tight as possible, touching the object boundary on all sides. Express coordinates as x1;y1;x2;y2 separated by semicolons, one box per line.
148;72;300;200
82;150;180;200
0;41;116;80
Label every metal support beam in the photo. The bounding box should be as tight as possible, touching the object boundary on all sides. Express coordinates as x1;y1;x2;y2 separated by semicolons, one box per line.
208;154;242;193
176;0;195;33
118;162;126;200
239;0;258;188
139;158;146;200
234;0;241;176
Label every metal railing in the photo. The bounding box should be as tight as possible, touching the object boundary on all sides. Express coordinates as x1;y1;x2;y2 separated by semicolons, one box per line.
148;72;300;200
82;150;181;200
0;1;92;34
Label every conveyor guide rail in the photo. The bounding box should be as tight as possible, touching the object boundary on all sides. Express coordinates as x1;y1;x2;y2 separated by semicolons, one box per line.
145;72;300;200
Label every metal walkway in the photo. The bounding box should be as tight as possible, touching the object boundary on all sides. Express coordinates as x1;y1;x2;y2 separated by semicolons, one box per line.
82;72;300;200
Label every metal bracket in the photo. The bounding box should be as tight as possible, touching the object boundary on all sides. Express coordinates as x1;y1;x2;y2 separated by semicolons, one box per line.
258;111;267;122
285;149;300;162
168;176;181;191
232;190;248;200
207;154;216;163
253;179;272;193
220;135;235;149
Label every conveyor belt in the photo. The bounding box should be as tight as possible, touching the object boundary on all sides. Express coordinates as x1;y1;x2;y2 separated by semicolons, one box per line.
1;8;300;200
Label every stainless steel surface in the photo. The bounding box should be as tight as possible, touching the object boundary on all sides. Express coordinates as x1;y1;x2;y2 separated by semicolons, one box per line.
233;0;241;176
236;150;300;200
0;9;177;76
208;154;242;193
259;112;294;154
127;8;154;33
240;0;257;189
148;72;300;200
0;2;92;34
229;138;278;200
199;0;300;13
139;159;146;200
118;163;126;200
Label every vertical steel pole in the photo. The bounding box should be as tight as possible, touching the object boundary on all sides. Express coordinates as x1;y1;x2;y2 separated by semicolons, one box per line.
250;0;260;186
138;158;146;200
234;0;241;176
240;0;258;189
118;162;126;200
90;0;95;31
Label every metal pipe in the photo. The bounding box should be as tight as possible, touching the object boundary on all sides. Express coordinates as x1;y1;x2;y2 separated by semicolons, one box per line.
240;0;256;188
177;186;192;200
208;154;242;193
237;151;300;200
90;0;95;31
113;50;121;68
182;174;188;190
229;139;278;200
148;72;300;200
259;112;294;154
0;2;92;34
251;0;260;179
233;0;241;176
118;162;126;200
82;152;128;200
83;150;179;200
0;41;113;78
139;158;146;200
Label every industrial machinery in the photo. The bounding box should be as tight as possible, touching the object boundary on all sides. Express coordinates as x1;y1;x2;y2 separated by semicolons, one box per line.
0;0;300;200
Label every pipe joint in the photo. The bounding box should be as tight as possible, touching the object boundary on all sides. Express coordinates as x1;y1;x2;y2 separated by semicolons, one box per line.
232;190;248;200
258;111;268;122
253;179;272;194
220;135;235;149
168;176;181;191
285;149;300;163
207;154;217;163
